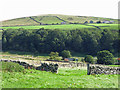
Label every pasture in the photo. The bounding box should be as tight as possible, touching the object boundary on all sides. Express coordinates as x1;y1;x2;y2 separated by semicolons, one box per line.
1;51;119;88
1;14;118;27
2;67;119;88
88;24;119;30
1;14;119;88
1;24;119;31
1;24;96;30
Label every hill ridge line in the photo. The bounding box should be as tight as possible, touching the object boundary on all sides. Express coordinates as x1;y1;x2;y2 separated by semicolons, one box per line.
1;14;118;26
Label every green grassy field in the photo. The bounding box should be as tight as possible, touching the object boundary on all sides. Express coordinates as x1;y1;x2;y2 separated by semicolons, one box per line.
1;24;96;30
88;24;119;30
55;14;118;24
1;51;119;88
31;16;64;24
1;14;118;27
1;24;119;31
1;17;40;26
2;68;119;88
108;65;120;67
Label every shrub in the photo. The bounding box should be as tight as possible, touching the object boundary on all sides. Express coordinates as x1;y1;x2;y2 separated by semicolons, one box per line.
84;55;94;64
49;52;59;60
2;61;24;72
61;50;71;59
97;50;114;65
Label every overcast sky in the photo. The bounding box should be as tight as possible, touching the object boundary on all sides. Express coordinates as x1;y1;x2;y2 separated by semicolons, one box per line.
0;0;119;21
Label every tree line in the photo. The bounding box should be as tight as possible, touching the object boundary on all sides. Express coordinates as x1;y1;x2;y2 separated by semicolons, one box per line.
2;28;119;56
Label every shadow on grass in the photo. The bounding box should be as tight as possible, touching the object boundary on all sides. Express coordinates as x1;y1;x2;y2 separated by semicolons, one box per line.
2;50;49;57
2;50;88;59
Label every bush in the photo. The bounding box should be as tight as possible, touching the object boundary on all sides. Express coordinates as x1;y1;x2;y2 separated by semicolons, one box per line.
84;55;94;64
61;50;71;59
97;50;114;65
2;61;25;72
49;52;59;60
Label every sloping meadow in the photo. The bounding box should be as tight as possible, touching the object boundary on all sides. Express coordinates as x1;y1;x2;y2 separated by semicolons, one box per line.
2;67;119;88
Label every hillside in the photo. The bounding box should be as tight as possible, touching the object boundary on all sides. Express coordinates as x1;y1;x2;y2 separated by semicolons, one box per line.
1;14;118;26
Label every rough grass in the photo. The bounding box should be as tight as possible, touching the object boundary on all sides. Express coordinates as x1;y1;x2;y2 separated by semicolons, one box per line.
1;17;39;26
2;51;49;61
1;51;119;88
2;61;25;72
1;14;118;27
1;51;118;63
2;68;119;88
2;51;85;62
32;16;63;24
56;14;118;23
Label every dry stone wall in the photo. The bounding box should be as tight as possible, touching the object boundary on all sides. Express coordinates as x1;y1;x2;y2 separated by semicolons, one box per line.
36;63;58;73
1;59;87;69
87;64;120;75
58;62;87;68
0;59;58;73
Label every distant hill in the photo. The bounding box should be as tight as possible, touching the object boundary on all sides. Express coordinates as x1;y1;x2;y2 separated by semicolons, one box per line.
1;14;118;26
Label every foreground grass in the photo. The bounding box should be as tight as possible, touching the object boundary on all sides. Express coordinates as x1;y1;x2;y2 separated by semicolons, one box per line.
2;68;119;88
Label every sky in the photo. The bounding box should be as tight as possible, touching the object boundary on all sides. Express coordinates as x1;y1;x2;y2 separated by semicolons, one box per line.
0;0;119;21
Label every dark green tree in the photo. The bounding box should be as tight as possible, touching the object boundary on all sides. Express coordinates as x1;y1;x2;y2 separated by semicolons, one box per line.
97;50;114;65
2;28;118;56
49;52;59;60
100;30;114;52
72;35;83;52
61;50;71;59
84;55;94;64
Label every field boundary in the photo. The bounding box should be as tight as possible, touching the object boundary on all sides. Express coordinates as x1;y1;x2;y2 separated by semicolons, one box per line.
87;64;120;75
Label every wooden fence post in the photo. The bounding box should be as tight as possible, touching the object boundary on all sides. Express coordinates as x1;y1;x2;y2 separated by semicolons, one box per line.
87;63;90;75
